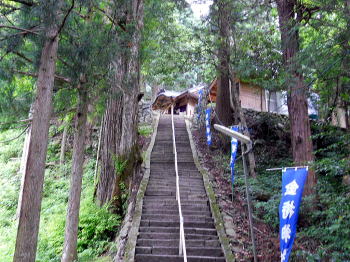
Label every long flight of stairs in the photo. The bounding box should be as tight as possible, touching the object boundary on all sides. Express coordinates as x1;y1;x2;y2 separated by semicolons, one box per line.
135;115;226;261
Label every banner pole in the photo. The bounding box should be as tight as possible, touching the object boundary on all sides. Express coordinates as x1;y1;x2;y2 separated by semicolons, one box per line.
231;183;234;202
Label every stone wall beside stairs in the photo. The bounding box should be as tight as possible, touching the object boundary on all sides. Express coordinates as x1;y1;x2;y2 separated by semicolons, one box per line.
139;100;152;124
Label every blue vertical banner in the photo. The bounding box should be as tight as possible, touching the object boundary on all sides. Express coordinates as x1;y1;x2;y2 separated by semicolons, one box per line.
197;89;203;120
230;126;239;186
205;108;212;145
279;167;308;262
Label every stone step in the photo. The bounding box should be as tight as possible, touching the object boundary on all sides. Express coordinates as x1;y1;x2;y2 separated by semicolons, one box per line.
143;205;210;212
143;200;208;206
142;209;211;217
143;196;176;201
149;166;199;171
136;239;221;248
145;189;205;195
143;195;208;202
150;163;198;170
139;227;218;236
152;149;193;154
149;178;203;183
144;194;208;200
150;174;202;179
148;180;204;187
135;115;225;262
141;214;213;223
149;177;203;182
147;184;204;190
144;191;207;196
135;254;226;262
146;186;205;193
145;190;175;196
151;153;193;157
151;152;193;156
151;160;195;164
136;246;224;257
138;232;218;240
150;169;201;173
140;220;215;229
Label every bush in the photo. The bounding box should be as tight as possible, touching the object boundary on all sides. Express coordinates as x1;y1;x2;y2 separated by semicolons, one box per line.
77;199;121;256
138;125;153;137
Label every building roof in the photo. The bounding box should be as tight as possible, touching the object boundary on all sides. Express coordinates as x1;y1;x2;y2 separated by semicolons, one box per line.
152;85;205;111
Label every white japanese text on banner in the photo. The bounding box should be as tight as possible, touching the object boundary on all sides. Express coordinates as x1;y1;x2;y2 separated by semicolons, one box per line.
279;167;308;262
205;108;212;145
230;126;239;188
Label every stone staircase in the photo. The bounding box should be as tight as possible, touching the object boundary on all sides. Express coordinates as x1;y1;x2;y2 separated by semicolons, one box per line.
135;115;226;262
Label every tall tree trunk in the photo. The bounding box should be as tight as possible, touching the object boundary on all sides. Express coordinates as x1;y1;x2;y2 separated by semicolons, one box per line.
213;0;256;176
229;73;257;177
214;0;233;126
61;80;88;262
276;0;316;195
60;124;68;165
95;92;123;206
93;116;104;193
16;106;33;220
13;5;62;261
95;0;143;214
341;0;350;132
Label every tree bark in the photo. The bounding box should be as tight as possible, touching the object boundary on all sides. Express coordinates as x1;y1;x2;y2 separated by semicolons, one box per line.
229;73;257;177
276;0;316;195
95;92;123;206
341;0;350;132
93;116;104;193
16;106;33;220
61;80;88;262
95;0;143;214
60;124;68;165
214;0;233;126
13;4;62;261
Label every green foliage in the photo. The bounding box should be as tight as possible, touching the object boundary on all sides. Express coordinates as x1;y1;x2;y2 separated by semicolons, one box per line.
315;157;350;179
77;198;121;256
113;156;128;176
296;181;350;261
312;123;350;186
0;130;24;163
142;0;214;90
46;140;62;163
0;128;122;262
254;125;350;261
0;130;24;261
0;77;34;123
138;124;153;137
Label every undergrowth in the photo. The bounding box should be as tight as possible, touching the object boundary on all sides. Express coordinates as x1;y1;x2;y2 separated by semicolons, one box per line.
138;124;153;137
0;128;120;262
206;114;350;261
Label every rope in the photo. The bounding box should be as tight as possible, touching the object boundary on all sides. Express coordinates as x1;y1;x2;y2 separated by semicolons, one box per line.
171;105;187;262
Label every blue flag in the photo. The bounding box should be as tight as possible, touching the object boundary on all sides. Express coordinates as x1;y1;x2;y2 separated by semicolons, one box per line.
205;108;212;145
230;126;239;186
197;89;203;120
279;167;308;262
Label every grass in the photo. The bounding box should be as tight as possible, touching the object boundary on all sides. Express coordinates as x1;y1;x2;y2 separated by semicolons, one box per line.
0;129;24;261
0;128;121;262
